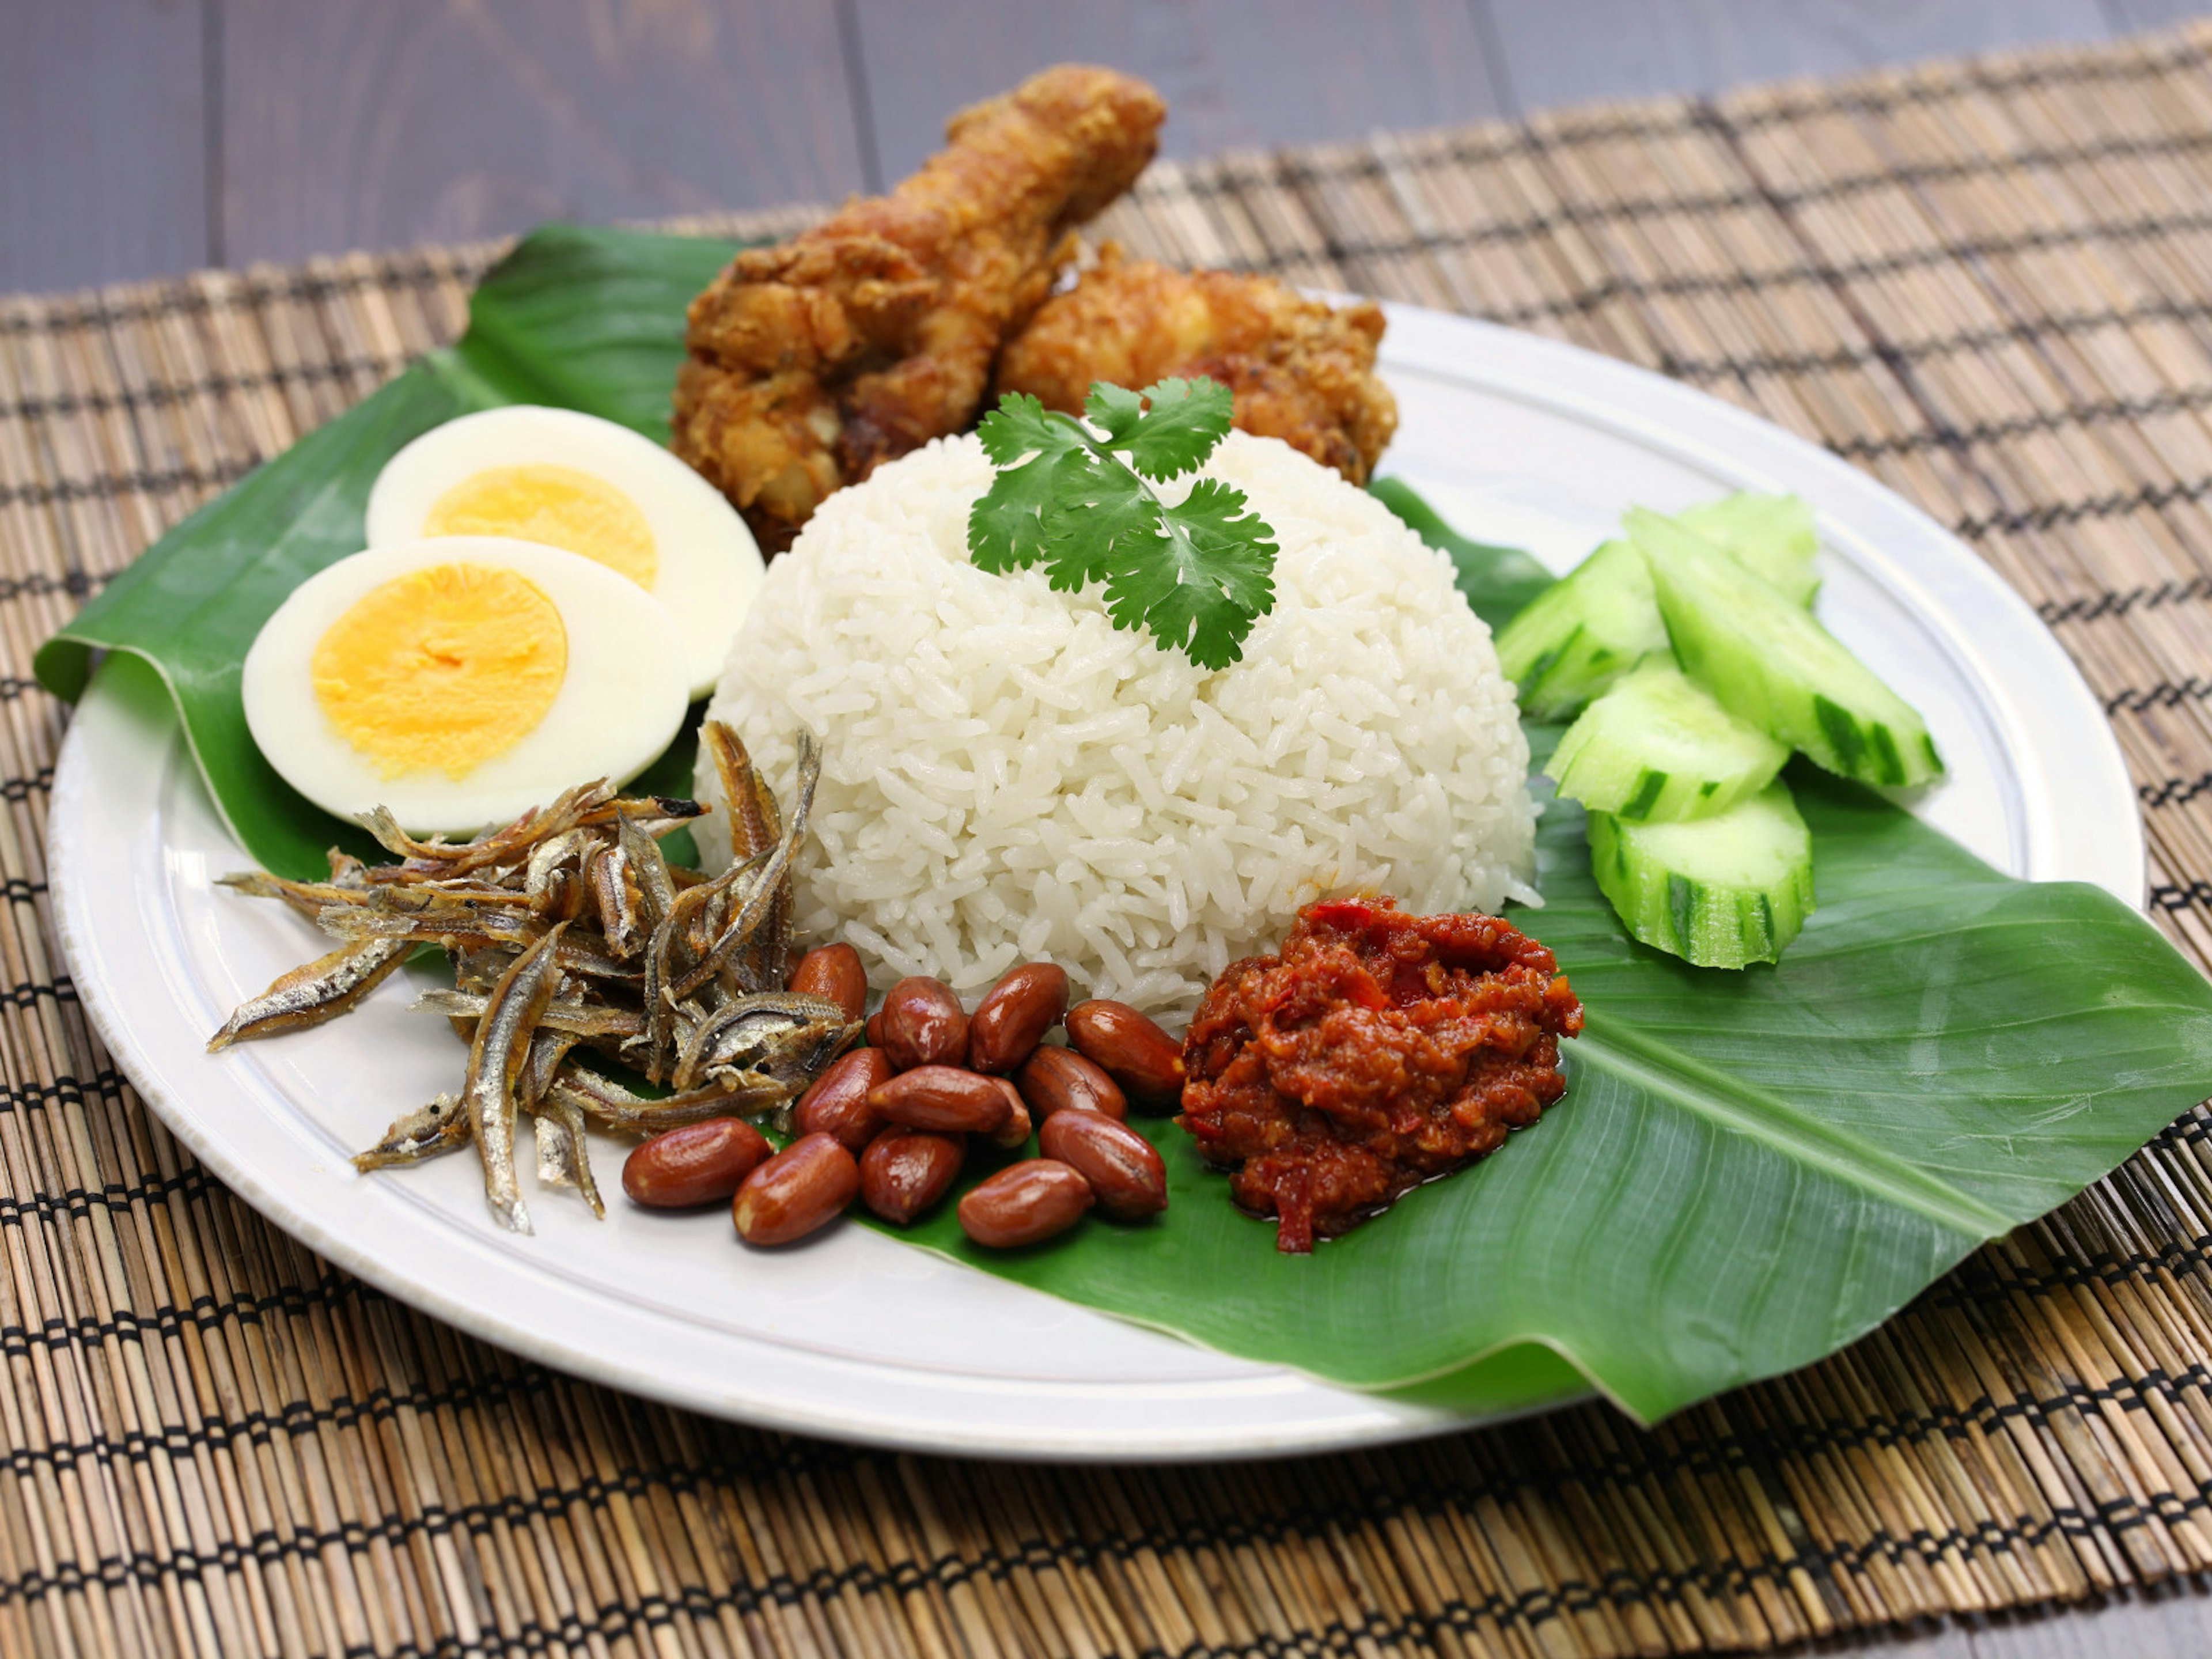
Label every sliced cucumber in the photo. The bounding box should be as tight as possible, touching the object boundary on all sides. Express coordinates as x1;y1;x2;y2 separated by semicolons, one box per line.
1493;539;1667;721
1550;656;1790;821
1627;509;1944;788
1672;492;1820;606
1587;781;1815;968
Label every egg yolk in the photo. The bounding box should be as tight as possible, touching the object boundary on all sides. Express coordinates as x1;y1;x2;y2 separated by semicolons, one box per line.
422;465;657;589
312;564;567;779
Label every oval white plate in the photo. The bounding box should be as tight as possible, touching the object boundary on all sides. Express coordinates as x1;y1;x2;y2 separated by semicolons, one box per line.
50;304;2142;1461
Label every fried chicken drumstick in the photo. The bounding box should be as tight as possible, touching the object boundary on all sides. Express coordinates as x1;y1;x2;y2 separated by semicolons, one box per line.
673;66;1165;551
995;248;1399;484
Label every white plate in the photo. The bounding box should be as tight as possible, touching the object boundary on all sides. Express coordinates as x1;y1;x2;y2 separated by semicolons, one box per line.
50;304;2143;1461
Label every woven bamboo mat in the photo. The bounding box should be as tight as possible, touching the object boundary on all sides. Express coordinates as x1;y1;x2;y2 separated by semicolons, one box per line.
6;24;2212;1658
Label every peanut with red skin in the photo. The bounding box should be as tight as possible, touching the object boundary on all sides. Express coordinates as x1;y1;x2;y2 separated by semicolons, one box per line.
1039;1110;1168;1219
1065;999;1185;1105
868;1066;1013;1134
967;962;1069;1074
622;1119;771;1209
983;1076;1032;1150
877;977;968;1071
787;943;868;1022
733;1134;859;1245
859;1128;965;1224
1015;1043;1127;1122
794;1047;894;1152
957;1159;1094;1248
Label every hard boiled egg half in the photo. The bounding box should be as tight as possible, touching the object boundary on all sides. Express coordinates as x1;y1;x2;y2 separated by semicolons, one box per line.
365;404;762;697
244;537;690;835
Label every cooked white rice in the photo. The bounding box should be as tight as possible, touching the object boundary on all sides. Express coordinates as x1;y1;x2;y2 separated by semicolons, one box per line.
696;430;1536;1018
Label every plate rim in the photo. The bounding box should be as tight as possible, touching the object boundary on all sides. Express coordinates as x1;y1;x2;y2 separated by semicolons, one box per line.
46;300;2143;1460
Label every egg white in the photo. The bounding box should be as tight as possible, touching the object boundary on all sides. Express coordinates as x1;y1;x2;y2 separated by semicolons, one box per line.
364;404;763;697
243;536;691;836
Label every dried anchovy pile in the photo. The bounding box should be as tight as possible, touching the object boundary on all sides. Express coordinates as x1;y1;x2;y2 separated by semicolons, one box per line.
207;722;859;1233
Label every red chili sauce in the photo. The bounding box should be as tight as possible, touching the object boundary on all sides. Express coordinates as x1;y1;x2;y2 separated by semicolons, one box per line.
1177;897;1584;1253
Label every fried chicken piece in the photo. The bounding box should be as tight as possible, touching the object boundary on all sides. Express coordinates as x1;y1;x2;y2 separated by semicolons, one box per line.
673;66;1165;551
994;248;1399;484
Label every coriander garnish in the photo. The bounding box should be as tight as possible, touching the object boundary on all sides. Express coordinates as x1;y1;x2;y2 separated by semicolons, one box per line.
966;377;1278;669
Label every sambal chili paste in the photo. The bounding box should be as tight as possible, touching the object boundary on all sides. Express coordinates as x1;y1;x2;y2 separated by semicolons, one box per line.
1177;897;1584;1253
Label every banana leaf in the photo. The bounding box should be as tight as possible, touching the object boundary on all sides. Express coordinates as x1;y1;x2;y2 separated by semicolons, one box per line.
34;223;2212;1425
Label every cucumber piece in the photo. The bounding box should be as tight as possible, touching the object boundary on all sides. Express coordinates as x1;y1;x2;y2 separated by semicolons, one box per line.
1493;539;1667;721
1627;509;1944;788
1587;781;1816;968
1672;492;1820;606
1550;657;1790;821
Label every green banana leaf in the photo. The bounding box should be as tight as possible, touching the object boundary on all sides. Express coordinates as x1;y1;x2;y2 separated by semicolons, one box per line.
35;223;2212;1425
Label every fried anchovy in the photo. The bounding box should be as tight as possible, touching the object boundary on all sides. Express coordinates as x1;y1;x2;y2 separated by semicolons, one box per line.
206;936;411;1051
747;732;819;993
546;1065;785;1134
616;809;676;933
673;742;816;1005
671;993;850;1092
588;842;645;959
350;1092;471;1171
216;871;364;922
519;1029;579;1111
415;989;642;1041
527;1089;604;1217
575;797;708;840
638;854;758;1082
360;779;619;876
461;922;568;1234
704;723;780;863
319;903;547;953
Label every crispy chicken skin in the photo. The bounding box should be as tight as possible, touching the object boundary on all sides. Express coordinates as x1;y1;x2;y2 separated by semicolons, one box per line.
994;247;1399;484
673;66;1165;551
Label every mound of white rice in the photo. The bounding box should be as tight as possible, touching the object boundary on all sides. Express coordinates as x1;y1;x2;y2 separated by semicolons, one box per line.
696;430;1535;1018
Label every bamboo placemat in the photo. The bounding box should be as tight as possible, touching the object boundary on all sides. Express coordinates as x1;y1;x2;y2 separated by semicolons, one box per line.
6;24;2212;1658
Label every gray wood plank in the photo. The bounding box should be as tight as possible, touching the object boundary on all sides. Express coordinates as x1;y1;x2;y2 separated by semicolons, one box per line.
850;0;1513;188
1480;0;2112;111
1820;1582;2212;1657
218;0;865;268
2100;0;2212;32
0;0;209;293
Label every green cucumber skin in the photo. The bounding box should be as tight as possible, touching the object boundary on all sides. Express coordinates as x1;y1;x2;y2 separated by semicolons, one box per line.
1672;493;1820;606
1548;657;1789;823
1494;540;1666;721
1586;781;1816;969
1628;510;1943;789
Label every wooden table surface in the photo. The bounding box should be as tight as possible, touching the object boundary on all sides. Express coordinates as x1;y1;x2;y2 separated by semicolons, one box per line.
10;3;2212;1655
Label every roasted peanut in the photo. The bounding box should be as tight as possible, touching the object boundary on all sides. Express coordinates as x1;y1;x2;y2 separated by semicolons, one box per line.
865;1009;886;1048
794;1046;895;1152
967;961;1070;1074
983;1076;1033;1150
859;1128;965;1224
877;977;968;1071
868;1065;1013;1134
622;1119;772;1209
957;1159;1094;1248
1065;999;1185;1106
1039;1110;1168;1219
1015;1043;1127;1122
733;1133;859;1245
787;943;869;1022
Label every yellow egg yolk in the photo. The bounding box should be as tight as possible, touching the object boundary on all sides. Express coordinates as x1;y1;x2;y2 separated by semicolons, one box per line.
312;564;567;779
422;464;657;589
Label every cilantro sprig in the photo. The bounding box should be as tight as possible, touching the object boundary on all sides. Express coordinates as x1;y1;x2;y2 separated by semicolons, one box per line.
966;377;1278;669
